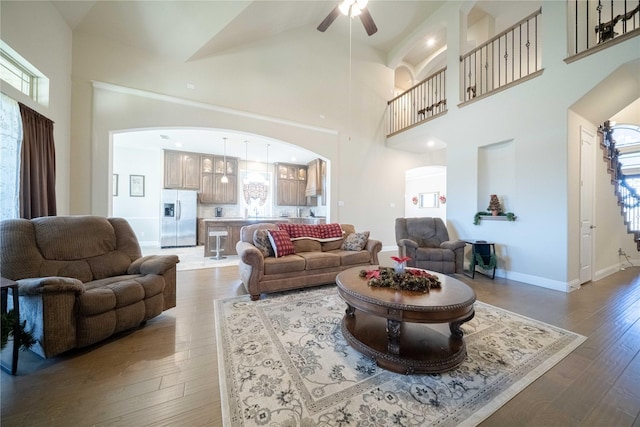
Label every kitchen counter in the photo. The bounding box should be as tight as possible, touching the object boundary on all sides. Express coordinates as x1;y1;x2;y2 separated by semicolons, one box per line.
203;217;291;222
202;218;290;257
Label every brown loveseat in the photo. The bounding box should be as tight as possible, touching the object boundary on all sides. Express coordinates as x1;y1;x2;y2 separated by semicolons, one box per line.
236;223;381;300
0;216;179;358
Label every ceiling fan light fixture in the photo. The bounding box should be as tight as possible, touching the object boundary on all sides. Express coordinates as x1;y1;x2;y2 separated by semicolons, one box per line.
338;0;353;16
243;140;249;184
318;0;376;35
264;144;270;186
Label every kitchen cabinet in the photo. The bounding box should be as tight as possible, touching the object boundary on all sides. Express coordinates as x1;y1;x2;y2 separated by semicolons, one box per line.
200;156;238;204
275;163;307;206
305;159;323;197
164;150;200;190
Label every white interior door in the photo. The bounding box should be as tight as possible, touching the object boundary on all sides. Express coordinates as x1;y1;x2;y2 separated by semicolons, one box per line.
579;127;595;284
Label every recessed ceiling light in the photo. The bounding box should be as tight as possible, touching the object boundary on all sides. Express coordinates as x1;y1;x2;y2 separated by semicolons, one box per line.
427;38;435;47
427;140;435;147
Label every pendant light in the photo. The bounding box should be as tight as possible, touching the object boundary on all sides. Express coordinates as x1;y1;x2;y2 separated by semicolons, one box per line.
221;137;229;184
243;140;249;184
264;144;270;186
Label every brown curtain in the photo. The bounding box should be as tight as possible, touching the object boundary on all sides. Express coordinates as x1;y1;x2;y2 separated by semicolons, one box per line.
18;103;56;219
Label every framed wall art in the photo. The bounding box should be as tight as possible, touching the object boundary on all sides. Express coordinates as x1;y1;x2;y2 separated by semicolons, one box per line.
419;192;439;208
129;174;145;197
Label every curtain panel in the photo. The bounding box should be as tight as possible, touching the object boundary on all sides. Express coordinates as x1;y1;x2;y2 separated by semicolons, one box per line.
18;103;56;219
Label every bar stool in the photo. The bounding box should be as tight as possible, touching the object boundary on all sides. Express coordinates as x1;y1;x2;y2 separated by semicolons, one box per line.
208;230;228;260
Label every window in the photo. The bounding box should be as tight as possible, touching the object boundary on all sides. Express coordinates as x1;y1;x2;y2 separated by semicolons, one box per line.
0;40;49;106
0;51;35;98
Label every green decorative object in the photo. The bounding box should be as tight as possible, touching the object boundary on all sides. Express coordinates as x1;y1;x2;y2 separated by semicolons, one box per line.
475;252;497;270
359;267;441;293
474;211;517;225
1;310;35;351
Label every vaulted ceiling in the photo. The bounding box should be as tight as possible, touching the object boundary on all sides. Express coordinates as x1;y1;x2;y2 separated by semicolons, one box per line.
52;0;445;66
49;1;538;160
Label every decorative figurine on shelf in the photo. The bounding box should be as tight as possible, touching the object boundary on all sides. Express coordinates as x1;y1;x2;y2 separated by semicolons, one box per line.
487;194;502;216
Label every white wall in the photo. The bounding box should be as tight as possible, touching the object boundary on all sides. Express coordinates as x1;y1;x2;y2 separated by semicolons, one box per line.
112;144;163;246
0;1;72;215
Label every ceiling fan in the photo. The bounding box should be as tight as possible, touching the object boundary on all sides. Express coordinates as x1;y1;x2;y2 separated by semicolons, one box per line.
317;0;378;36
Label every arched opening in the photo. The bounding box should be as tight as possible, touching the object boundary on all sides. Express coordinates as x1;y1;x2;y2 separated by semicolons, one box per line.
404;166;447;220
111;127;327;248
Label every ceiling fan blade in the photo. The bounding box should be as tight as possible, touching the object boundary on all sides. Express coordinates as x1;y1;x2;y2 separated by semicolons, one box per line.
359;7;378;36
317;5;341;32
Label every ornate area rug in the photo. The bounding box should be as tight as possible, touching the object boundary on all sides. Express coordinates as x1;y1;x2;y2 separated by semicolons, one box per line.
215;286;586;426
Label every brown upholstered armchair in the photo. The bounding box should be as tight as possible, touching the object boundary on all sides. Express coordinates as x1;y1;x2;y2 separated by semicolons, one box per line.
395;217;465;274
0;216;179;358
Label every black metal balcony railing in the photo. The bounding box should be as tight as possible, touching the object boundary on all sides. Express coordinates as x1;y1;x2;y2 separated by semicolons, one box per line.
460;8;542;103
387;67;447;137
569;0;640;58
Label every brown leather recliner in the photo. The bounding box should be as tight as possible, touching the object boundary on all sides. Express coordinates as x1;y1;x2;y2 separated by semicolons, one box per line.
395;217;465;274
0;216;179;358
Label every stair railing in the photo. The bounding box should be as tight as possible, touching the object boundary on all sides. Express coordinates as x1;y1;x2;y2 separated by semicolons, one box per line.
460;7;542;102
387;67;447;137
600;121;640;249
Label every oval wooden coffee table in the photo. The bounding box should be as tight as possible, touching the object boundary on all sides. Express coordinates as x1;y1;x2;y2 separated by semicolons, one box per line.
336;266;476;374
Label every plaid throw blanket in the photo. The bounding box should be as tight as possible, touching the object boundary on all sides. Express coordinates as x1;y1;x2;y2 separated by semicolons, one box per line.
277;223;344;242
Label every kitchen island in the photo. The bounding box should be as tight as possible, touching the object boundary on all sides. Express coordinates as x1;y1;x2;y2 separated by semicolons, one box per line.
201;218;290;257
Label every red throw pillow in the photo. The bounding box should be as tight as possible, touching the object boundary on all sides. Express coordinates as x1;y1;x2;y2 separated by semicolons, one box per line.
267;229;295;258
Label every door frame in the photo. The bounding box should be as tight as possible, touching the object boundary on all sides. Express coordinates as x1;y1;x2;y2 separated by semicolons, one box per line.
579;126;596;284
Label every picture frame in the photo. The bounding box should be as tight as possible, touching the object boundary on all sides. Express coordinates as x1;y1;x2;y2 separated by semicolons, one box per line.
129;174;145;197
419;192;439;208
112;174;118;197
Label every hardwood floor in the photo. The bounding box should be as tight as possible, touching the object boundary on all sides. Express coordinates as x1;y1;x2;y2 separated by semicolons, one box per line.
1;260;639;426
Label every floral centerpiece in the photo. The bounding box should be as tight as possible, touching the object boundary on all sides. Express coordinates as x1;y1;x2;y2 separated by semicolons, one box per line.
359;267;441;293
391;255;410;274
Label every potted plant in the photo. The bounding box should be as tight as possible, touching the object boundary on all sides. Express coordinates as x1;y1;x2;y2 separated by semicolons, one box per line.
1;310;35;352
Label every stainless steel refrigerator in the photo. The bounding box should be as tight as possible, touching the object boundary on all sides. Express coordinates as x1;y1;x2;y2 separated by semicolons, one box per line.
161;189;197;248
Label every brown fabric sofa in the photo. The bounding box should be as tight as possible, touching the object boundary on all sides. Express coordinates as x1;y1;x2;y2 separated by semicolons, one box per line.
236;223;381;300
395;217;465;274
0;216;179;358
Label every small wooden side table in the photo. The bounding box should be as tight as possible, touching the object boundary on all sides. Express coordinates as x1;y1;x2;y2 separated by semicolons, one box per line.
462;240;497;279
1;277;20;375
